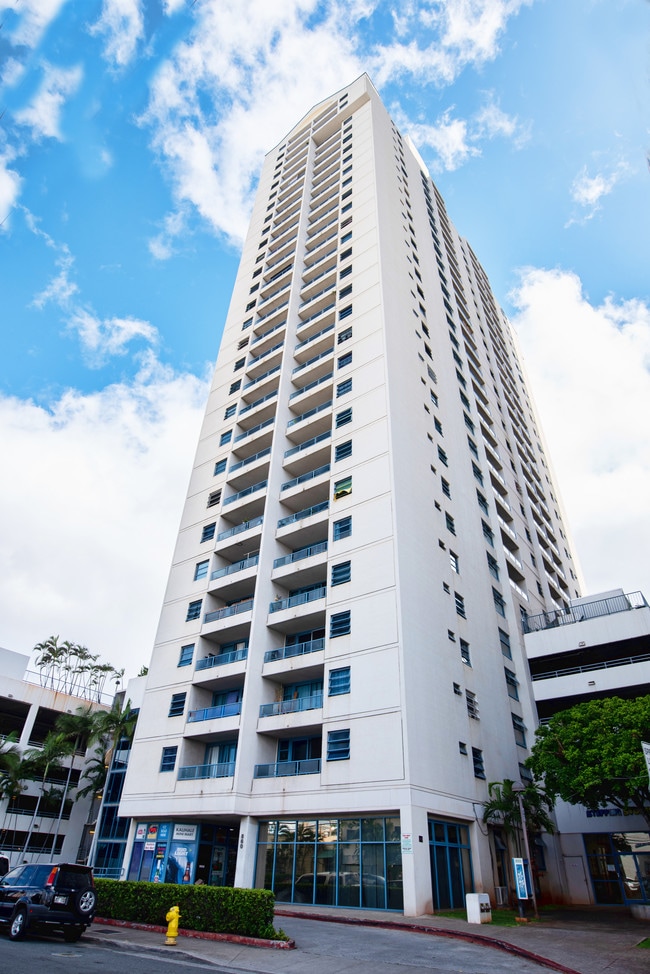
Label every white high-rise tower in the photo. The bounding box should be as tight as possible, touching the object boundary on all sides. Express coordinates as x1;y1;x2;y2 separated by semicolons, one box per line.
119;75;581;915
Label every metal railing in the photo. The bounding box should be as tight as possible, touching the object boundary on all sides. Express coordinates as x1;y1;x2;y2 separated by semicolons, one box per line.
223;480;267;505
178;762;235;780
216;516;263;542
229;447;271;473
292;346;334;376
233;417;274;442
281;464;330;492
254;758;320;778
532;652;650;682
259;693;323;717
287;400;332;428
196;647;248;670
211;553;259;580
284;431;331;458
264;637;325;662
523;591;647;634
187;702;242;722
274;541;327;568
269;586;326;613
204;599;254;624
289;372;333;401
277;501;328;528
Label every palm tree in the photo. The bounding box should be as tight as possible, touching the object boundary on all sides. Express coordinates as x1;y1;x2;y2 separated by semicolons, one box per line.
0;734;28;860
482;779;555;850
20;732;75;859
48;707;104;856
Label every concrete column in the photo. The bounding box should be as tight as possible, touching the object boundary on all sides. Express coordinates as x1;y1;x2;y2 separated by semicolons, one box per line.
233;816;258;889
399;804;432;916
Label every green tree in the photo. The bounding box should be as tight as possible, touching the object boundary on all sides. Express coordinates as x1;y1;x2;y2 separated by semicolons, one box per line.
0;734;28;854
527;696;650;828
20;732;75;858
482;779;555;850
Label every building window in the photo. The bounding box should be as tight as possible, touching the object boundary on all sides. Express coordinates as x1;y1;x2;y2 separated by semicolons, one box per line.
338;351;352;369
330;610;351;637
229;380;241;394
466;690;479;719
329;667;350;695
201;523;216;543
339;284;352;299
207;489;222;508
327;729;350;761
335;440;352;462
224;404;237;419
214;459;227;475
434;418;443;435
476;491;489;515
333;516;352;541
487;553;499;580
482;521;494;546
454;592;466;618
331;560;351;586
472;462;483;485
459;741;468;755
186;599;202;622
453;682;462;696
336;407;352;428
460;639;471;666
449;551;459;574
333;476;352;499
441;478;451;498
498;628;512;659
505;668;519;700
234;357;246;370
339;305;353;321
338;327;352;344
194;560;209;581
437;446;448;466
168;692;186;717
512;713;527;748
447;629;456;642
445;513;456;535
178;644;194;667
472;747;485;779
493;587;506;617
337;378;352;397
160;746;178;773
468;437;478;458
220;430;232;446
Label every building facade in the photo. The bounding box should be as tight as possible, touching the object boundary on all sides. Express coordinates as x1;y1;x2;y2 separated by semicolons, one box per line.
119;75;582;915
523;588;650;910
0;647;109;868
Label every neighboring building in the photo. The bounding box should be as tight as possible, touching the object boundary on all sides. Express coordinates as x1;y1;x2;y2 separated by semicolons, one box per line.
119;75;582;915
524;588;650;909
0;647;110;868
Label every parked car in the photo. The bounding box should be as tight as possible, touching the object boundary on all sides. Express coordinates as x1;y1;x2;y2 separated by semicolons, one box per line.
0;862;97;942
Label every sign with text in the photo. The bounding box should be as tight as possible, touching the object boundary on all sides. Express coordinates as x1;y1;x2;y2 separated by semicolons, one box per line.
512;857;528;900
642;742;650;785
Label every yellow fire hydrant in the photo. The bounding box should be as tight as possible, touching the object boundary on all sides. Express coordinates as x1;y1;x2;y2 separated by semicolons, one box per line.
165;904;180;945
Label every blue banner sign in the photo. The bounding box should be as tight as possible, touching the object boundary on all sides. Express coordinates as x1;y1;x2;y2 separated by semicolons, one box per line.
513;857;528;900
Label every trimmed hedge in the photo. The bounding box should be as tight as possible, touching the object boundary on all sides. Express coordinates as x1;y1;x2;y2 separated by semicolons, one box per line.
94;879;280;939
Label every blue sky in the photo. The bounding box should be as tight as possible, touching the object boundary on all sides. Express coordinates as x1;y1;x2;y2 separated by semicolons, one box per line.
0;0;648;679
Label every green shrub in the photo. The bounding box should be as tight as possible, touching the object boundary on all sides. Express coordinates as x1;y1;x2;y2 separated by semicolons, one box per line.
94;879;281;939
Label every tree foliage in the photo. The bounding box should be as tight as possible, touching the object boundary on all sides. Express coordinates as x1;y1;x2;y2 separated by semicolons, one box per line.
482;779;555;847
527;696;650;828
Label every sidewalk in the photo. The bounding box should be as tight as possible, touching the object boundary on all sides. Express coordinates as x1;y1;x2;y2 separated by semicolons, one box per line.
89;904;649;974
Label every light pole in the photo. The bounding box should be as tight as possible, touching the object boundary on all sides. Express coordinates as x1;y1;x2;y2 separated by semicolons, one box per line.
512;781;539;920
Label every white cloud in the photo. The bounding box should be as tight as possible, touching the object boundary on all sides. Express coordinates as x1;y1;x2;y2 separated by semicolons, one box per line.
32;247;78;308
68;309;160;366
14;62;83;141
0;0;68;49
90;0;145;68
0;150;22;227
0;358;209;678
568;160;631;223
510;268;650;601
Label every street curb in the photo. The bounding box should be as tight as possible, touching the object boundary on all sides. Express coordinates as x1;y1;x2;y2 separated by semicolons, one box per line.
274;909;581;974
94;916;296;949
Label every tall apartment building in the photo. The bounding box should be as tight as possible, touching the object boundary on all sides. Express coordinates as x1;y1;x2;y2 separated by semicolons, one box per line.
119;75;581;915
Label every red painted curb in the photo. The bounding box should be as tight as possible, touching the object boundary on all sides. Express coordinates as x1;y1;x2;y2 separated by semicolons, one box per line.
94;916;295;949
274;909;581;974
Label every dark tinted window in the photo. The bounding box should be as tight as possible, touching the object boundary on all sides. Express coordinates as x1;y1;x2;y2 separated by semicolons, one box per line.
55;866;93;889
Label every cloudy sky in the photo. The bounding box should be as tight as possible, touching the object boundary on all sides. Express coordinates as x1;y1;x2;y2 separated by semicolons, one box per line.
0;0;648;681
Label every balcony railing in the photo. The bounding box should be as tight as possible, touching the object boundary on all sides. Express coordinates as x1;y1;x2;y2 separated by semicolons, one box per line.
238;390;277;416
531;652;650;682
289;372;333;402
274;542;327;568
269;586;326;613
292;346;334;376
264;637;325;662
223;480;267;505
229;447;271;473
243;364;281;390
298;300;335;327
284;431;330;458
277;501;328;528
196;647;248;670
178;762;235;780
217;516;263;542
254;759;321;778
204;599;254;624
187;702;242;722
523;591;647;634
287;400;332;429
281;464;330;492
259;693;323;717
211;553;259;580
234;417;274;442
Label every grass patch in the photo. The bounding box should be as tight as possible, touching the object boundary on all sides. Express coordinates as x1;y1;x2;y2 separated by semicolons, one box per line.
637;938;650;949
435;908;531;927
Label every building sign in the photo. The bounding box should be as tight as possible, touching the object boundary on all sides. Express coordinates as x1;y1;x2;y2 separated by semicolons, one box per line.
401;834;413;854
135;823;147;841
146;824;158;841
173;824;198;841
512;858;528;900
642;742;650;785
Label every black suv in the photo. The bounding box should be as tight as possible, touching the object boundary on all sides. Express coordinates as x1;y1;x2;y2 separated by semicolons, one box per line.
0;862;97;942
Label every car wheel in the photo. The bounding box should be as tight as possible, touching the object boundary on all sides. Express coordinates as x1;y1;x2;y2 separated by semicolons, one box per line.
63;925;84;943
9;907;28;941
75;888;97;916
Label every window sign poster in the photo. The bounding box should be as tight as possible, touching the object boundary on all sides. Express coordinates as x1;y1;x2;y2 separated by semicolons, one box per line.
146;824;159;841
166;840;197;884
173;824;198;842
158;823;171;841
135;824;147;841
151;843;167;883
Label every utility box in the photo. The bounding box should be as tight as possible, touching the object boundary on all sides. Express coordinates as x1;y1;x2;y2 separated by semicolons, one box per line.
466;892;492;924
